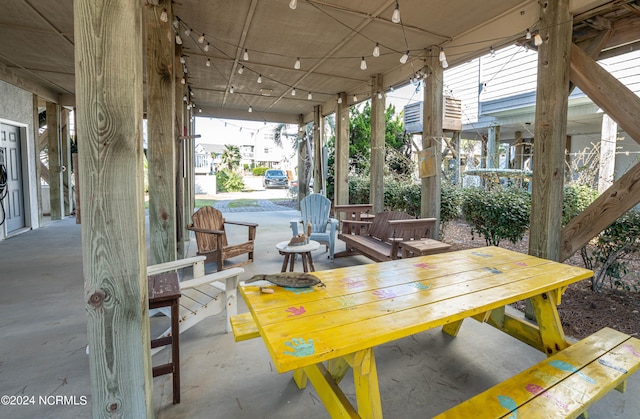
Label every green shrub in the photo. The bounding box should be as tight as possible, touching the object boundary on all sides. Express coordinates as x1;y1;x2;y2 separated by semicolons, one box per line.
461;187;531;246
590;210;640;292
216;169;245;192
562;184;598;227
252;166;270;176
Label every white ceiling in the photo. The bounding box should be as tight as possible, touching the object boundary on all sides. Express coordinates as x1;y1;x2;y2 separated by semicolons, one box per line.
0;0;634;125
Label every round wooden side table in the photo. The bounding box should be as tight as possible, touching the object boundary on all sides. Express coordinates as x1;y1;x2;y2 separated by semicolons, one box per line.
275;240;320;272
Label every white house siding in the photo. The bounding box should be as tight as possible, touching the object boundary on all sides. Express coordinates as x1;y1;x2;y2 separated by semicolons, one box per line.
0;80;38;240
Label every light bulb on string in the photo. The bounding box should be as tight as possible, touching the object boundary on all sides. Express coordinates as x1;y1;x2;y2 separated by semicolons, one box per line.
353;94;358;102
441;59;449;69
307;92;312;100
248;106;253;113
373;43;380;57
360;57;367;70
160;9;168;22
229;86;234;93
291;88;296;96
243;49;249;61
377;91;383;99
534;33;543;46
490;47;496;58
176;34;183;45
184;28;191;37
526;28;532;40
257;74;262;83
399;51;409;64
294;57;301;69
180;56;186;64
392;1;400;23
289;0;297;9
238;66;244;75
206;58;211;67
337;95;342;104
172;17;179;28
204;43;210;52
439;48;446;62
198;33;205;44
181;77;185;85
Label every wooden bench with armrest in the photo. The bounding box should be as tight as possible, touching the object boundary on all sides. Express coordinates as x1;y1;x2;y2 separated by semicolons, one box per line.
434;327;640;418
337;210;448;262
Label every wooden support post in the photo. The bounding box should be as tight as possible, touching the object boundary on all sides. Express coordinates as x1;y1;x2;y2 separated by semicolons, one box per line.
598;114;617;193
528;0;572;262
371;75;385;213
74;0;153;416
313;105;323;194
32;95;43;225
297;115;310;206
146;1;177;265
487;125;500;168
61;108;73;216
335;93;349;206
185;112;195;246
175;46;185;259
46;101;63;220
421;47;442;239
514;131;524;170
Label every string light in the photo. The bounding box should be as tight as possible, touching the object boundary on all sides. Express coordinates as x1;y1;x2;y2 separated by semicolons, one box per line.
372;43;380;57
490;46;496;58
229;86;234;93
160;9;168;23
526;28;532;40
206;58;211;67
243;49;249;61
238;66;244;74
181;77;185;84
399;51;409;64
172;17;179;28
307;92;312;100
289;0;297;9
337;94;342;104
257;74;262;83
360;56;367;70
184;28;191;37
294;57;301;69
204;43;210;52
439;48;446;62
175;34;183;45
180;56;186;64
377;91;383;99
392;1;401;23
198;33;205;43
248;105;253;113
291;87;296;96
534;33;543;46
353;94;358;102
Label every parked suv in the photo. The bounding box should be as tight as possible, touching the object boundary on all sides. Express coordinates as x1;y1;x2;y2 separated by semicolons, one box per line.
263;169;289;189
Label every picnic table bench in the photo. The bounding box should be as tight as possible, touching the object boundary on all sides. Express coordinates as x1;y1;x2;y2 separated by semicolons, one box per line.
336;210;449;262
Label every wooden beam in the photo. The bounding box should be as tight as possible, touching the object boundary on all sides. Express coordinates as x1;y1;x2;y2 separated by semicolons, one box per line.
370;75;385;213
313;105;323;194
0;62;58;103
32;94;43;225
46;101;63;220
335;93;349;206
570;43;640;144
561;161;640;261
175;46;186;259
421;47;442;239
529;0;572;262
145;0;177;265
74;0;153;416
598;114;617;193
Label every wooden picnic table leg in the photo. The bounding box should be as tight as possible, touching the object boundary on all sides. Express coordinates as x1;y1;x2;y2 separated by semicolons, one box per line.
301;252;309;272
302;363;359;418
530;289;571;355
346;348;382;418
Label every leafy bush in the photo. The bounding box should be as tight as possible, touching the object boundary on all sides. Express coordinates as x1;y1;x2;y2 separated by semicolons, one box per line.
252;166;270;176
589;210;640;292
216;169;245;192
461;187;531;246
562;184;598;227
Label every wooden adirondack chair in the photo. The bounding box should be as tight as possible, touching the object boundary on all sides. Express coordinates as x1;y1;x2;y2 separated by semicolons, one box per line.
147;256;243;356
187;206;258;271
290;193;338;259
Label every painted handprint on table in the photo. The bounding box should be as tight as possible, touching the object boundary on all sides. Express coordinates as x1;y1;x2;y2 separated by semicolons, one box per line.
285;306;306;317
284;286;314;294
373;289;397;299
411;282;431;291
284;337;315;357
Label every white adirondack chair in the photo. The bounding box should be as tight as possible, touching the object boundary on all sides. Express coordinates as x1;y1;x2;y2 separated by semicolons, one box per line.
147;256;243;355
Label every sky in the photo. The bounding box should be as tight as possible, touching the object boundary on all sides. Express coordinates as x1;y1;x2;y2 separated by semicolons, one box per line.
194;82;423;147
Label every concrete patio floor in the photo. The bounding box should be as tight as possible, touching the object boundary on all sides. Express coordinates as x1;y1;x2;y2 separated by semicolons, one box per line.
1;208;638;418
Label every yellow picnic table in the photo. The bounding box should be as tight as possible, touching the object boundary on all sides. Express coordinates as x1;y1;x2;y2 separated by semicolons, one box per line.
238;247;593;418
